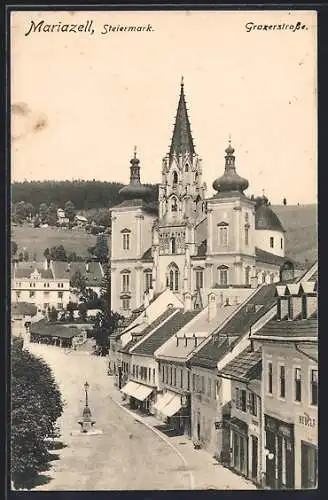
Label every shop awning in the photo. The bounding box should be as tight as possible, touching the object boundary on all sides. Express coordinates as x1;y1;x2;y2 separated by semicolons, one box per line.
153;392;173;412
121;381;141;398
161;393;182;418
135;384;153;402
121;381;153;402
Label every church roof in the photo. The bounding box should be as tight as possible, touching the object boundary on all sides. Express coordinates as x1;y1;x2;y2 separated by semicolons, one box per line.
255;204;285;232
169;78;195;158
141;247;153;262
255;247;292;267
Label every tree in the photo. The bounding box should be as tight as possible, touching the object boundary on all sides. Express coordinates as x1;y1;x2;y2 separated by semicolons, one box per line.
11;339;63;489
12;241;18;257
13;201;28;223
92;234;109;263
92;310;123;356
66;301;77;321
47;202;58;226
67;251;84;262
48;307;58;322
49;245;67;261
64;200;76;222
23;250;29;262
39;203;49;223
44;248;50;260
100;264;111;310
33;215;41;228
70;270;86;297
18;252;24;262
78;302;88;322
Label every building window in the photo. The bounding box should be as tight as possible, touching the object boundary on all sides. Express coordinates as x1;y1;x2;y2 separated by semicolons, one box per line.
168;264;179;292
218;266;229;286
192;374;196;391
171;197;178;212
144;271;152;292
310;369;318;406
170;366;173;385
165;365;168;384
268;362;273;394
152;368;155;385
248;392;257;416
240;389;247;412
148;368;151;381
187;371;190;391
195;269;204;289
185;163;189;172
295;368;302;402
279;365;286;398
29;291;35;298
235;388;240;408
173;171;178;184
201;376;205;393
218;226;228;247
208;378;212;398
270;236;274;248
173;367;177;386
57;303;63;310
122;233;130;250
122;298;130;311
244;226;249;246
281;238;283;249
133;365;136;377
180;369;183;389
161;364;164;382
136;366;139;378
58;291;63;299
122;273;130;292
16;291;21;299
171;237;176;254
288;297;293;319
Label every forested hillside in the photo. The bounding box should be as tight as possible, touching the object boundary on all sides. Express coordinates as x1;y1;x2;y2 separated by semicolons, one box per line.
11;180;159;210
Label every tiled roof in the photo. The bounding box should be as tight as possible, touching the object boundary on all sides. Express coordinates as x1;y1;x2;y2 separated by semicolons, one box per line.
255;247;292;267
52;261;103;286
30;320;80;339
252;316;318;340
11;302;37;317
218;284;277;337
141;247;153;261
218;347;262;382
118;307;176;354
255;205;285;232
14;264;54;280
132;309;201;356
189;337;230;369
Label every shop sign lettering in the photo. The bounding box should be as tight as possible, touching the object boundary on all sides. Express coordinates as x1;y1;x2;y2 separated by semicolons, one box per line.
298;412;316;428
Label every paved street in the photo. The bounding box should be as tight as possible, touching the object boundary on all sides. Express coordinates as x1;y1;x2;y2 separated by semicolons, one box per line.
26;343;256;491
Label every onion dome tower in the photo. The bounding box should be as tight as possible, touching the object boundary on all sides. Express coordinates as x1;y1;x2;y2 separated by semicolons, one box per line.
119;146;152;201
212;140;249;196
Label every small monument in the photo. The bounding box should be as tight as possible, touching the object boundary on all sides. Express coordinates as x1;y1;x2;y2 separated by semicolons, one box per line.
72;381;103;436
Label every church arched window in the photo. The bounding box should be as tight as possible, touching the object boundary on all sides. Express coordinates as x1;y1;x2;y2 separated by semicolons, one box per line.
171;197;178;212
173;171;178;185
168;263;179;292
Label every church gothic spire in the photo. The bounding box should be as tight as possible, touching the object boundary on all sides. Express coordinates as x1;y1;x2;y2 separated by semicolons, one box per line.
169;76;195;160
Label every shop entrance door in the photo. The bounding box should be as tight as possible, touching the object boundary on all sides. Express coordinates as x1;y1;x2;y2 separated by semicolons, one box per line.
266;430;276;489
301;442;318;489
251;436;258;481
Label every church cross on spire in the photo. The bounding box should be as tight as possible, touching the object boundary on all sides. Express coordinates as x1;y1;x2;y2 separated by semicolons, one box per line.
169;78;195;158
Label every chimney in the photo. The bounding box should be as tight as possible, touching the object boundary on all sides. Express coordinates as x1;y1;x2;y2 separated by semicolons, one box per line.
144;291;150;309
148;287;154;302
184;292;192;312
278;297;289;320
193;333;198;348
208;293;217;322
250;276;258;289
176;335;179;347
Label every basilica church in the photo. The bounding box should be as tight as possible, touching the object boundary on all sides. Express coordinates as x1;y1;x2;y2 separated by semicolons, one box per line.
110;80;293;316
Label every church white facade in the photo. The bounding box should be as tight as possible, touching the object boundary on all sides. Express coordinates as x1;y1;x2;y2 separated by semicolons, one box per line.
110;80;292;316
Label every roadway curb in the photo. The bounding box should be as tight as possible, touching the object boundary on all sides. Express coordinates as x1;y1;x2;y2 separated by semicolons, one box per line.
108;391;195;490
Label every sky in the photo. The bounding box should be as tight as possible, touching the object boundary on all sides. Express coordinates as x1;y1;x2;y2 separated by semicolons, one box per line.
11;10;317;204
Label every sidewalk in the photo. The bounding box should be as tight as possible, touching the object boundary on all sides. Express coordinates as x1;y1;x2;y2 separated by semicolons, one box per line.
107;378;257;490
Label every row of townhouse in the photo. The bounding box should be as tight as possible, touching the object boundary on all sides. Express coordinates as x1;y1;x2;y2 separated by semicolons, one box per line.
108;261;318;490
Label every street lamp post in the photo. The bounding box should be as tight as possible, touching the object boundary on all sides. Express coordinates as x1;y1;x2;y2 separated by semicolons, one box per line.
78;380;96;433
